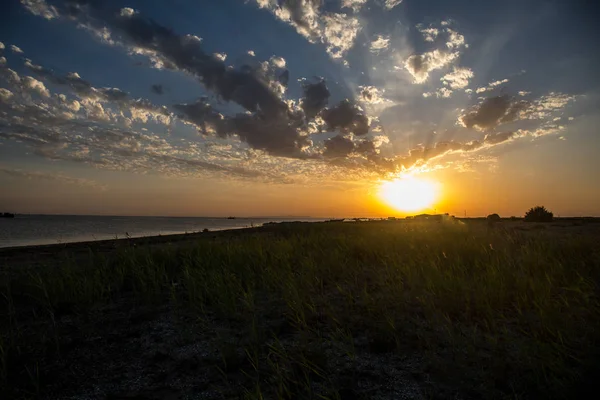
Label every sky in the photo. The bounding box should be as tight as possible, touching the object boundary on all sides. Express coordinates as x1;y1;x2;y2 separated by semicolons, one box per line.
0;0;599;217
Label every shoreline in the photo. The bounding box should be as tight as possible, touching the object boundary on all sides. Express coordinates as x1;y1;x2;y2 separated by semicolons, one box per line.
0;225;253;251
0;224;276;272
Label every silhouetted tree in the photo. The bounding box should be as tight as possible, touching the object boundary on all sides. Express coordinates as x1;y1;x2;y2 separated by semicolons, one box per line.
524;206;553;222
487;213;501;222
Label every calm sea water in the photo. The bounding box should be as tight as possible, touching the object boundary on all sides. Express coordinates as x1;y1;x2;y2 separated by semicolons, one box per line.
0;215;324;248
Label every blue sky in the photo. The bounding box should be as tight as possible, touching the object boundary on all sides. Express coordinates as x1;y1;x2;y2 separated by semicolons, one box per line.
0;0;599;217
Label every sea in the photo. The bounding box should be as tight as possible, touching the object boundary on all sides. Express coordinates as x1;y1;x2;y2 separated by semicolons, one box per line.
0;215;325;248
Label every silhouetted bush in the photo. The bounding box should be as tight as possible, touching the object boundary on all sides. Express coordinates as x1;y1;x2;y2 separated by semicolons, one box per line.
524;206;553;222
487;213;501;222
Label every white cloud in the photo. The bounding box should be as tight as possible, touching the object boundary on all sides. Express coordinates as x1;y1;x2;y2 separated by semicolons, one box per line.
518;91;531;97
384;0;403;10
436;87;453;98
20;0;58;20
0;56;6;66
489;78;509;87
322;13;361;58
445;29;465;49
0;88;13;102
370;35;390;52
441;67;474;89
418;27;439;42
270;55;286;68
213;52;227;62
404;25;468;84
358;86;393;107
476;78;509;93
251;1;360;59
119;7;137;17
247;50;256;56
22;76;50;97
0;42;4;50
10;45;24;54
341;0;367;12
404;50;459;83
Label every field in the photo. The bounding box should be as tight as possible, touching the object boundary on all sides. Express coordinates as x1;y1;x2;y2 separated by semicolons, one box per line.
1;220;599;399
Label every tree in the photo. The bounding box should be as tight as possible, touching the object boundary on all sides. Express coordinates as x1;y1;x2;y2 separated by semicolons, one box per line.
524;206;553;222
487;213;501;222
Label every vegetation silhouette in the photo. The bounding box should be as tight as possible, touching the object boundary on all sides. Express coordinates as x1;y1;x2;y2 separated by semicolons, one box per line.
524;206;554;222
486;213;501;222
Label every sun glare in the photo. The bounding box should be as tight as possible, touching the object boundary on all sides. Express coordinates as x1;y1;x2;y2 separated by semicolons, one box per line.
379;177;438;213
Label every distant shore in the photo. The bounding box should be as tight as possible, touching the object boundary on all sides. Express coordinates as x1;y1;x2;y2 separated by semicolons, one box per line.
0;224;270;272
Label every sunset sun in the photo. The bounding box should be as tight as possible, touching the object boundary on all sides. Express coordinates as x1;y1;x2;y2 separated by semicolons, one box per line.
379;177;438;213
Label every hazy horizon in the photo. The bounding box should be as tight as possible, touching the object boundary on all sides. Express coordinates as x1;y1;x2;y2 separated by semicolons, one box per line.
1;0;599;217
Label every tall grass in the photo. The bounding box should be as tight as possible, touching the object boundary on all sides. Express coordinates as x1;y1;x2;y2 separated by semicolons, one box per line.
1;221;598;398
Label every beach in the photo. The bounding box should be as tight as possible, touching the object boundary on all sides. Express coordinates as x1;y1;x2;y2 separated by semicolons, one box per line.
1;219;599;399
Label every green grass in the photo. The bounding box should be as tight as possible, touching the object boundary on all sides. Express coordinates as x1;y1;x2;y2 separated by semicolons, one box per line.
1;220;599;398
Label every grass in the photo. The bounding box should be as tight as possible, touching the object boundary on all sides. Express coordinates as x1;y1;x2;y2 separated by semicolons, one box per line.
1;220;599;398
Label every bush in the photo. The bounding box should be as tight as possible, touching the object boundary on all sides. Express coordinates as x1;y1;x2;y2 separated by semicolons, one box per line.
524;206;553;222
487;213;501;222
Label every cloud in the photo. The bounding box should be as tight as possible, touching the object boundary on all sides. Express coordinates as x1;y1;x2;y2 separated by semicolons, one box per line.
0;166;105;189
322;100;369;136
19;3;383;168
445;29;465;49
22;76;50;97
370;35;390;53
250;0;360;59
19;0;58;20
0;57;6;67
475;78;509;94
458;91;575;134
441;67;474;89
527;92;576;120
359;86;388;104
405;50;459;83
213;52;227;62
404;23;469;84
321;13;361;59
418;26;439;42
436;87;453;98
0;42;4;51
22;58;172;126
119;7;137;18
151;84;163;95
341;0;367;13
0;88;13;102
383;0;403;10
10;45;24;54
324;135;356;157
301;78;330;119
459;95;529;131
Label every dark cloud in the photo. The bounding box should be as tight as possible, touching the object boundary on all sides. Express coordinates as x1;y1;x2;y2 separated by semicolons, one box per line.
18;1;385;171
230;113;310;157
151;84;163;95
174;99;227;136
460;95;530;131
356;139;376;154
321;100;369;136
301;79;330;119
324;135;355;158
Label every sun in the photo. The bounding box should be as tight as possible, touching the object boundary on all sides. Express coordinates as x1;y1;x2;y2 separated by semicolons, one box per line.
378;176;438;213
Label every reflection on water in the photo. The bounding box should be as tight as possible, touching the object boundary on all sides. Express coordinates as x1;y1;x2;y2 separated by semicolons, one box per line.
0;215;322;248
